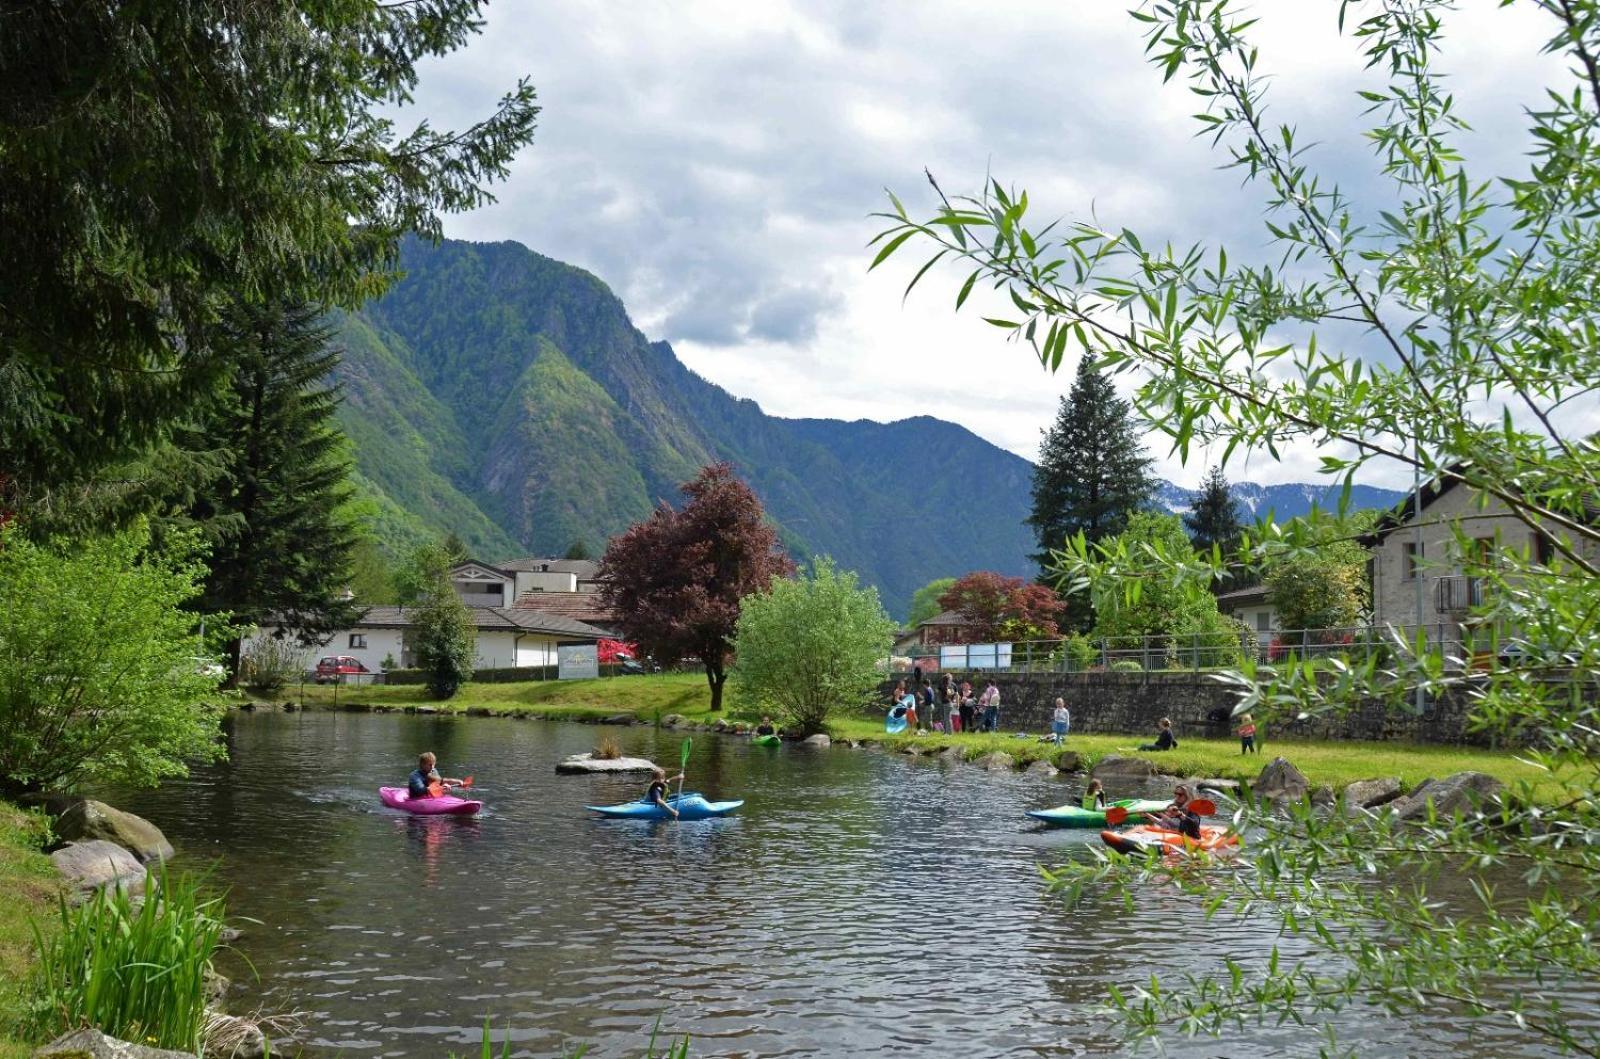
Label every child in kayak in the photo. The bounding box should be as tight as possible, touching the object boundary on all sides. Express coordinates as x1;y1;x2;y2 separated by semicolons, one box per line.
408;752;463;798
646;766;685;819
755;716;778;737
1081;779;1106;811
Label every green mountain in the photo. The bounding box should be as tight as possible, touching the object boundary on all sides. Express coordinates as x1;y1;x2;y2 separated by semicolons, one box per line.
332;236;1039;616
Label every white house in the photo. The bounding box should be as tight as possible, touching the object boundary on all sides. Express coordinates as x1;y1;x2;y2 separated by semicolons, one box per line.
449;558;602;608
1217;584;1277;636
247;605;610;676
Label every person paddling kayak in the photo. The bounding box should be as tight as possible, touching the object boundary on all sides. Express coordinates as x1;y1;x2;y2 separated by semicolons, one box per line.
1154;784;1202;840
408;752;464;798
646;766;685;819
1082;779;1107;811
754;716;779;737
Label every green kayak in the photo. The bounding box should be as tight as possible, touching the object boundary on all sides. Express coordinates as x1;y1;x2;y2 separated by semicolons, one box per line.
752;733;782;746
1027;797;1170;828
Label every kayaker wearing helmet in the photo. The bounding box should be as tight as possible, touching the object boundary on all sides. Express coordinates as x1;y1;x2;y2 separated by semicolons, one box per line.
408;752;463;798
646;765;685;819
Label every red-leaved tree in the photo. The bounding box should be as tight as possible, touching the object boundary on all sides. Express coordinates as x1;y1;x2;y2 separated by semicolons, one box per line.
600;463;794;711
938;572;1065;641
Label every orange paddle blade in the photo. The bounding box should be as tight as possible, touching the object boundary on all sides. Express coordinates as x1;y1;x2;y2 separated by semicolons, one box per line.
1189;799;1216;816
427;782;443;797
1104;806;1129;825
461;776;474;788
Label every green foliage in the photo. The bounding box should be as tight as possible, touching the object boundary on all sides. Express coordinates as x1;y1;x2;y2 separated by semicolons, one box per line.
1264;533;1369;631
27;873;225;1052
348;537;399;604
873;2;1600;1049
238;638;303;697
563;540;595;561
1183;466;1243;558
172;299;363;673
408;553;477;701
1108;660;1143;673
732;557;896;735
0;525;227;794
1027;356;1156;586
1062;633;1100;671
907;577;956;626
1;3;538;521
1081;514;1229;647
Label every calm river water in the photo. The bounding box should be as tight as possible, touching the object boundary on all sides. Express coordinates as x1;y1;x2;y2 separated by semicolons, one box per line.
106;711;1570;1058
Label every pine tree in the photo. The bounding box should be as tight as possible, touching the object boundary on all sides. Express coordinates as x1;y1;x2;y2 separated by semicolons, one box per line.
1184;466;1243;557
182;300;363;676
1028;355;1156;567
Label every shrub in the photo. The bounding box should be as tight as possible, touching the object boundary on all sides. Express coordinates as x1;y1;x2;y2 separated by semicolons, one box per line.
594;736;621;761
1109;660;1144;673
732;557;895;735
239;636;302;695
405;548;477;700
1062;634;1099;671
28;873;226;1052
0;524;227;794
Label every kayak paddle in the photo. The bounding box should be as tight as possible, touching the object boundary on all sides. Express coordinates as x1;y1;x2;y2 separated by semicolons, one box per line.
1189;798;1216;816
677;737;692;802
1104;806;1129;825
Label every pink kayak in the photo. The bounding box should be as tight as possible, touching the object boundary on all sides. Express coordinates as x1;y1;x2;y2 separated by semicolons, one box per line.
379;786;482;816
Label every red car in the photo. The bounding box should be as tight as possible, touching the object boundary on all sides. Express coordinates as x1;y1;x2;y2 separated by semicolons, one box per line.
315;655;372;684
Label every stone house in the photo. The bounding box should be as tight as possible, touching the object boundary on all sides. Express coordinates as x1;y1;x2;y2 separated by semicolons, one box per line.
1217;583;1277;636
1362;473;1600;654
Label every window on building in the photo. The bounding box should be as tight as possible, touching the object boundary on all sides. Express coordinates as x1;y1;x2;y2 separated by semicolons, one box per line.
1256;611;1271;632
349;634;367;649
1533;531;1555;565
1403;541;1422;581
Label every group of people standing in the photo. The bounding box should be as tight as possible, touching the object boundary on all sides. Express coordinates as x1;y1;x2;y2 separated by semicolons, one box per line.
891;672;1002;732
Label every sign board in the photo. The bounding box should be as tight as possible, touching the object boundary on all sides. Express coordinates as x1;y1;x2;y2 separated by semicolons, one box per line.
558;644;599;680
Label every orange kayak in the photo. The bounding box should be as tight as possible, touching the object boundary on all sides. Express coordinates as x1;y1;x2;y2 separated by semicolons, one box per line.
1099;824;1239;856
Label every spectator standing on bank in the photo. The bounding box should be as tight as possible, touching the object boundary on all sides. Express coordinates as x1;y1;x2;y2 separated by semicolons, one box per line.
957;681;975;733
979;681;1000;732
1051;697;1070;744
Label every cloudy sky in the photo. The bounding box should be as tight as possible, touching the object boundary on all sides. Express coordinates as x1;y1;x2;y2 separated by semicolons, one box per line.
411;1;1562;489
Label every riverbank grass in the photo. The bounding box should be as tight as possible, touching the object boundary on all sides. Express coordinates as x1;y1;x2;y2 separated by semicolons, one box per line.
286;675;1572;801
0;801;61;1059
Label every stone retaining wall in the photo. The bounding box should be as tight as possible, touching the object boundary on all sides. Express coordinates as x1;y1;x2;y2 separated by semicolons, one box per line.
879;671;1506;746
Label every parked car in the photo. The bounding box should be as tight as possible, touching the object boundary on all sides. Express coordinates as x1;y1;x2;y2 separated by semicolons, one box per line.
315;655;372;684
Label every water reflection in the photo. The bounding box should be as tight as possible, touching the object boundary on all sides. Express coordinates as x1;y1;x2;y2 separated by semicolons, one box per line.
102;712;1588;1059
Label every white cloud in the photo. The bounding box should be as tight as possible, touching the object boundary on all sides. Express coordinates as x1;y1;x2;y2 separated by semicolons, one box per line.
414;0;1575;489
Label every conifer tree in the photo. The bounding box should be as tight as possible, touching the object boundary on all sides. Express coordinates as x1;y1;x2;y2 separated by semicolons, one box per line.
1028;355;1156;568
1183;466;1243;557
181;300;363;676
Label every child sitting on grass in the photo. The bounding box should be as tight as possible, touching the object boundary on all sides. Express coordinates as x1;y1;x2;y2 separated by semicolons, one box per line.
1138;717;1178;752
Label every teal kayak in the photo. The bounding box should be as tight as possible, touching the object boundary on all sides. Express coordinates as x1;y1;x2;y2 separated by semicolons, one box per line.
1027;798;1170;828
886;705;909;734
587;793;744;820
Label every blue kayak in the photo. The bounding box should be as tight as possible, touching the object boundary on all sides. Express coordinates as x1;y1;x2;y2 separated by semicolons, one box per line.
587;793;744;820
886;704;909;734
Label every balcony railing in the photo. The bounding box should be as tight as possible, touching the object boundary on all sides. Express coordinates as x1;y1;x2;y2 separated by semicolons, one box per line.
1435;576;1485;613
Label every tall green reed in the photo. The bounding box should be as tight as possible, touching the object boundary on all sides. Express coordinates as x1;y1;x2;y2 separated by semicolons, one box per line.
28;872;225;1052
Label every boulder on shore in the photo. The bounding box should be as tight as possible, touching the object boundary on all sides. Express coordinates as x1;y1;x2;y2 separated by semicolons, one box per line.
1091;755;1156;781
35;1028;192;1059
801;733;831;748
54;799;175;865
977;751;1015;771
555;753;657;775
50;840;146;899
939;745;967;763
1341;777;1403;813
1025;759;1059;777
1387;771;1504;821
1052;751;1083;773
659;713;686;728
1253;757;1309;802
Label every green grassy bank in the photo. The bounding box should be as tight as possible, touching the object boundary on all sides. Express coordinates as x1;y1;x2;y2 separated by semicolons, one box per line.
0;801;60;1059
288;675;1573;802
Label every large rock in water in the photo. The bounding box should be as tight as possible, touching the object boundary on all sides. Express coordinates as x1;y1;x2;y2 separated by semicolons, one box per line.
1091;755;1156;781
977;751;1016;771
50;840;146;898
55;799;174;864
35;1028;193;1059
555;753;657;775
1341;777;1403;813
1253;757;1309;802
801;733;831;748
1387;772;1504;821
